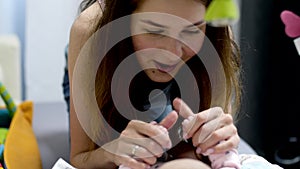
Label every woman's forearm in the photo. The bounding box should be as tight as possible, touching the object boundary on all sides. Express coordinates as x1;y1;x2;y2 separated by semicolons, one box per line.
70;147;117;169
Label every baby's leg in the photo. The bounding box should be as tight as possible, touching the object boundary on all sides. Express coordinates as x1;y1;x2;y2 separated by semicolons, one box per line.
209;149;240;169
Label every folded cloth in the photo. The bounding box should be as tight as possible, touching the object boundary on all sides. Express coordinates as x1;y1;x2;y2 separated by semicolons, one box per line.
239;154;283;169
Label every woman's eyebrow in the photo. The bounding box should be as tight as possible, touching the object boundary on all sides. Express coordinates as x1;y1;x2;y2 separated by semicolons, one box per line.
140;19;205;29
140;19;168;28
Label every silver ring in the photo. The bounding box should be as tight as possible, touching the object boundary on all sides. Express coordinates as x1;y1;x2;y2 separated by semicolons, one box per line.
131;145;140;157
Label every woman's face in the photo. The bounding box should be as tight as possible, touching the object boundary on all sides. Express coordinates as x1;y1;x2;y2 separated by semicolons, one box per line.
131;0;206;82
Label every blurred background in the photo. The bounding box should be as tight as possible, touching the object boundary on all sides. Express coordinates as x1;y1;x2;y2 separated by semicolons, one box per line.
0;0;299;168
237;0;300;169
0;0;80;167
0;0;80;104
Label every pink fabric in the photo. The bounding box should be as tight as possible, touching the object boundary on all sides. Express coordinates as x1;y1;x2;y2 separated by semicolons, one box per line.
209;149;241;169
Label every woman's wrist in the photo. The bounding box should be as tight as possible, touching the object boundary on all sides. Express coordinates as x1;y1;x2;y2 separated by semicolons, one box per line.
71;147;117;169
96;146;118;168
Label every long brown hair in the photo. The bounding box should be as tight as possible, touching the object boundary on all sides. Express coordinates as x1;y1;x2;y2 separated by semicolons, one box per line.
82;0;241;145
79;0;98;12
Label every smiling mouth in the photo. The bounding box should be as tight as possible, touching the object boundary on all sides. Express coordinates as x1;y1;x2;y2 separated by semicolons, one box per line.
154;61;179;73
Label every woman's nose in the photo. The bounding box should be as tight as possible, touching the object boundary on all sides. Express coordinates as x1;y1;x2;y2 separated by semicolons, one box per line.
163;37;183;57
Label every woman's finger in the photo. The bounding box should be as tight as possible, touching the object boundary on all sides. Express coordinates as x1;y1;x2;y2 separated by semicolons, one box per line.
115;155;150;169
125;137;165;158
207;131;240;154
214;134;240;154
125;120;172;149
108;140;155;168
123;143;158;165
108;142;147;168
121;120;171;157
196;124;239;155
196;114;235;147
173;98;194;119
192;112;233;146
159;110;178;130
182;107;223;140
191;116;220;147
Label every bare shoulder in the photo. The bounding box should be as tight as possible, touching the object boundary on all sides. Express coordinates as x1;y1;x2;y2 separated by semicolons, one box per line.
70;2;102;41
68;2;102;75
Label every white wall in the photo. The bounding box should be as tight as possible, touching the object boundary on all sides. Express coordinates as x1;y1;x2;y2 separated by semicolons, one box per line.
26;0;81;103
0;0;25;105
0;1;15;34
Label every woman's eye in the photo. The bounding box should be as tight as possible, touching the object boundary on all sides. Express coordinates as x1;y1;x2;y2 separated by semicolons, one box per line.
144;29;165;35
182;29;200;34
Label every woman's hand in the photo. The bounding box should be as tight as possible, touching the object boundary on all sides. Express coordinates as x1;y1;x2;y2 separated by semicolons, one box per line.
173;98;240;156
102;111;178;169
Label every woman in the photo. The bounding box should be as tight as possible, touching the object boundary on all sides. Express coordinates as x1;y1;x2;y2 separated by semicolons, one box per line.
68;0;241;168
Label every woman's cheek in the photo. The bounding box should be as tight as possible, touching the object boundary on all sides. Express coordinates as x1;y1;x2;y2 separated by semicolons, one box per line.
183;36;204;57
132;35;157;51
184;44;201;59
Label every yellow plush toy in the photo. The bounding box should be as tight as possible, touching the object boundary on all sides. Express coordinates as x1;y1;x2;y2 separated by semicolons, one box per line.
0;82;42;169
